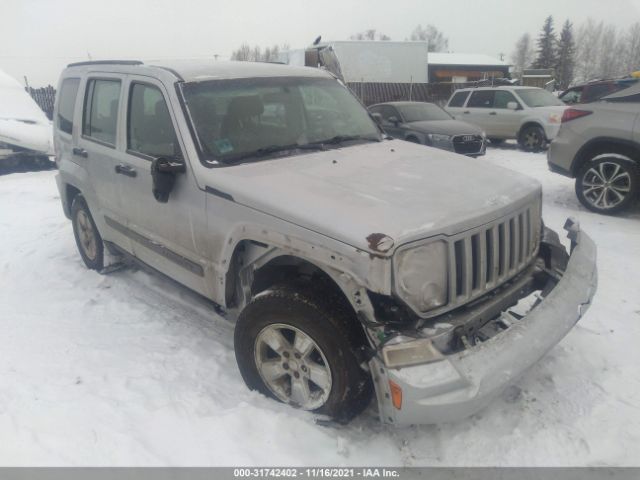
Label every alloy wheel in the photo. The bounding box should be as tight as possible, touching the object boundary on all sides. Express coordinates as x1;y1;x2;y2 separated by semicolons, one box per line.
254;323;332;410
581;161;631;210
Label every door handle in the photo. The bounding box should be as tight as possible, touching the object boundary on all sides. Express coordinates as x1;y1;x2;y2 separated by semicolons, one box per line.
463;110;470;114
72;147;88;158
489;111;497;115
115;164;137;178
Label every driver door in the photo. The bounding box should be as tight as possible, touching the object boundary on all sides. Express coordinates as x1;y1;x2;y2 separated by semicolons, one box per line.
372;105;404;138
112;75;209;294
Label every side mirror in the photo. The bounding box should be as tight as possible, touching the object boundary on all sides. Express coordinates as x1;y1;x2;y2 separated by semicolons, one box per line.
388;116;400;125
151;157;185;203
371;112;383;125
507;101;519;111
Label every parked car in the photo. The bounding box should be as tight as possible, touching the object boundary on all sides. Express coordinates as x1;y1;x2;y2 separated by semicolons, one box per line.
548;81;640;214
559;77;639;105
0;69;54;169
368;101;486;156
444;86;567;152
54;60;597;426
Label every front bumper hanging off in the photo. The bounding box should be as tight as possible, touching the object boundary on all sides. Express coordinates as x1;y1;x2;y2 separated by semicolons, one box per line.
371;219;597;426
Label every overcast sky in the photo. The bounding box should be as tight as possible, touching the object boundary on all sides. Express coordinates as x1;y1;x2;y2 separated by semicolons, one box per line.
2;0;639;86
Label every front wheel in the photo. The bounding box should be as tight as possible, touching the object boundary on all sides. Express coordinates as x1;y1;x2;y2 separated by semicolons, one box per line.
575;156;639;214
518;125;546;152
234;284;372;422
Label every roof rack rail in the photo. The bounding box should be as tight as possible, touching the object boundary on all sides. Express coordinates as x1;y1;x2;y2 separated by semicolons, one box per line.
67;60;143;67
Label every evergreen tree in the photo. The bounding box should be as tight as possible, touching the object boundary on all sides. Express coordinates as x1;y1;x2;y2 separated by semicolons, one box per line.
556;20;575;89
533;16;558;69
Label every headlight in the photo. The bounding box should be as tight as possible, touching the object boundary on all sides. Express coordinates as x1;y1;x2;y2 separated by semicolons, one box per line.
427;133;453;146
395;241;448;312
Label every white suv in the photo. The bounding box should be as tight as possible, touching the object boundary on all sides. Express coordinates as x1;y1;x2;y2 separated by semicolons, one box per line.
444;86;567;152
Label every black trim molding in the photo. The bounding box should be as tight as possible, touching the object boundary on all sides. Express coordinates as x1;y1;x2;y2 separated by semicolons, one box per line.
104;216;204;277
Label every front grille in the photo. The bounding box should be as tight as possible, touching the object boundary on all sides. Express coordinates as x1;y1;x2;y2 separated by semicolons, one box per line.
446;204;541;310
452;135;484;155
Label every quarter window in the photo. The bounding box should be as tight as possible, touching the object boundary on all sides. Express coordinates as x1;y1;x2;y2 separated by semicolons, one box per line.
127;83;180;158
83;79;121;146
57;78;80;135
467;91;495;108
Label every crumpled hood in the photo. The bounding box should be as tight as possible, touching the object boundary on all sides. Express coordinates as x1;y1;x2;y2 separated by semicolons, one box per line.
205;140;541;254
406;119;483;136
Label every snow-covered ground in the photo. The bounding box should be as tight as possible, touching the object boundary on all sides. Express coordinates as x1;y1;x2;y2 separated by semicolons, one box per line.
1;144;639;466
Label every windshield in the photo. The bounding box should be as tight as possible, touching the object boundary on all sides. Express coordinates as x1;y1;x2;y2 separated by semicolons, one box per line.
182;76;381;164
398;103;452;122
516;88;564;108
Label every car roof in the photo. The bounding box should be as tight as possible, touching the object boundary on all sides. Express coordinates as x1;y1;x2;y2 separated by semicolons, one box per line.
369;101;436;108
63;60;331;83
602;80;640;100
454;86;538;92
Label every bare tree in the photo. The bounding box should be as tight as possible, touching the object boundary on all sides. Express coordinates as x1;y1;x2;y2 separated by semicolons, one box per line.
230;43;252;61
511;33;535;79
624;22;640;72
231;43;289;62
350;29;391;41
409;24;448;52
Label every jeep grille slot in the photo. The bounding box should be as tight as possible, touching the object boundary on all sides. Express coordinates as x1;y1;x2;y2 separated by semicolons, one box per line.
447;205;540;308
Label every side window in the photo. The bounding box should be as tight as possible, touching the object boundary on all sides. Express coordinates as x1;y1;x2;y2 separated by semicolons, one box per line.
83;79;121;146
57;78;80;135
583;84;610;103
376;105;400;123
448;91;470;108
467;91;495;108
493;90;519;109
561;89;582;104
127;83;180;158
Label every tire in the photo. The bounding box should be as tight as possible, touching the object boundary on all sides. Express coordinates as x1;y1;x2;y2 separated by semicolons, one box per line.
71;194;104;270
518;125;546;152
488;138;505;145
234;283;373;423
575;155;639;214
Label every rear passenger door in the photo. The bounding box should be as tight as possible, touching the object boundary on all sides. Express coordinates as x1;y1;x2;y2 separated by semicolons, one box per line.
463;90;498;135
113;75;209;295
76;75;132;252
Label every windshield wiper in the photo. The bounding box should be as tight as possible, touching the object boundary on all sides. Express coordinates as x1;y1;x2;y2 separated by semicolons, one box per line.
317;134;381;145
223;143;326;164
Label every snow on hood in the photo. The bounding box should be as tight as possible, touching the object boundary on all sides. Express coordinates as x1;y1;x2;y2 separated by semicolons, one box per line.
205;140;541;253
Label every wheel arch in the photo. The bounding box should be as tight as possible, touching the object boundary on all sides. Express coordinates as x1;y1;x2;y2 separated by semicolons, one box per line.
570;137;640;176
518;121;546;140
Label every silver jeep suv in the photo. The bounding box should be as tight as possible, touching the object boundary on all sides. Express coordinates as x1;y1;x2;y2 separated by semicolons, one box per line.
53;60;597;426
548;82;640;214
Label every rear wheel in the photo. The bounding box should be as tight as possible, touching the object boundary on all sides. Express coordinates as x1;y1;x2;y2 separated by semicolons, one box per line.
518;125;546;152
71;195;104;270
234;283;372;422
575;155;639;214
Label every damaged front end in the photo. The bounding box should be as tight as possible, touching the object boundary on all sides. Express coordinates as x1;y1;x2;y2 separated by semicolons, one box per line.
365;219;597;426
